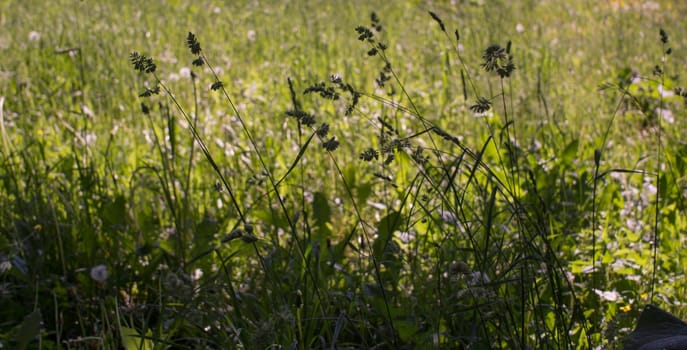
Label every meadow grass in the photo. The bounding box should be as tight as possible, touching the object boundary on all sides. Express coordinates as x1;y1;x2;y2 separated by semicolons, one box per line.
2;0;687;348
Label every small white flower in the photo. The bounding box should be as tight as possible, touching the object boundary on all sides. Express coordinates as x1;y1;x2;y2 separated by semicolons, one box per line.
438;209;459;225
247;30;256;42
330;73;342;83
191;268;203;281
28;31;41;41
467;271;490;286
81;104;94;118
142;129;153;145
658;84;674;98
594;288;619;302
83;132;97;146
565;271;574;283
397;231;415;244
0;260;11;273
516;23;525;33
656;107;674;124
90;265;108;282
179;67;191;78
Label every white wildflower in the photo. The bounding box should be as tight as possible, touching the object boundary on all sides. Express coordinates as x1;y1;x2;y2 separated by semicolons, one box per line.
438;209;459;225
83;132;97;146
656;108;674;124
594;288;620;302
179;67;191;78
81;104;94;118
658;84;674;98
28;31;41;41
467;271;490;286
0;260;11;273
247;30;256;42
191;268;203;281
90;265;108;282
397;231;415;244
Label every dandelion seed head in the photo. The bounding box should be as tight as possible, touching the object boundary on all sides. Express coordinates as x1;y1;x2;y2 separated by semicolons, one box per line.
28;31;41;41
83;133;97;146
90;265;108;282
179;67;191;78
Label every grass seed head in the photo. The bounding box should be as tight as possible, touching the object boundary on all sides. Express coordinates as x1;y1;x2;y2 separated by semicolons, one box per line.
186;32;202;55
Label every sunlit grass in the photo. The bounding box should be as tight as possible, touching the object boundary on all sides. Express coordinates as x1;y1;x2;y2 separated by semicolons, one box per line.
1;0;687;348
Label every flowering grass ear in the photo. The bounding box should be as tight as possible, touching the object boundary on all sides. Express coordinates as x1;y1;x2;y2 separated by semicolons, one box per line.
470;96;492;113
371;12;382;32
192;57;204;66
316;123;329;138
428;11;446;33
480;44;516;78
304;82;340;100
375;63;391;88
322;137;339;151
139;85;160;97
355;26;374;42
210;81;224;91
285;109;316;127
359;148;379;161
186;32;202;54
660;28;668;44
130;52;156;73
653;65;663;77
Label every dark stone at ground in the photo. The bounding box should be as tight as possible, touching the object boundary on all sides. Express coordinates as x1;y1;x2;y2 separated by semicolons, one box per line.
624;305;687;350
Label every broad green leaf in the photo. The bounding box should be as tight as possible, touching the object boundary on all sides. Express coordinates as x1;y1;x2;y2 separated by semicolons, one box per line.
121;326;153;350
373;212;402;262
356;182;372;205
394;150;411;189
560;140;579;166
313;191;333;241
312;192;331;227
15;310;41;350
343;163;357;188
102;194;126;227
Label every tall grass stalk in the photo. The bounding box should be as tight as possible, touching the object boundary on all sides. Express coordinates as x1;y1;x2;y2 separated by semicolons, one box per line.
650;29;669;303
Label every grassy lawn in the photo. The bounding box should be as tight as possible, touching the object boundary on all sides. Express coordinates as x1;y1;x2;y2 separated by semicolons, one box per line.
2;0;687;348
